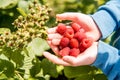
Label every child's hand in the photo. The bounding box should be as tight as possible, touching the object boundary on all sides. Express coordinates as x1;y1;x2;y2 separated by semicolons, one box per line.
56;12;101;41
43;42;98;66
44;27;98;66
43;12;100;66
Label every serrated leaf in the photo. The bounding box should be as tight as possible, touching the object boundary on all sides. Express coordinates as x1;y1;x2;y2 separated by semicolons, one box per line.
1;47;24;67
11;50;24;67
0;59;14;77
2;47;13;59
30;58;41;77
27;38;50;56
64;66;93;78
0;0;18;9
41;59;58;78
21;52;33;70
21;53;34;79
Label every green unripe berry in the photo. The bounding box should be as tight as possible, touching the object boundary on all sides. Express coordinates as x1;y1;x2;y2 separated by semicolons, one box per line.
33;0;38;5
18;16;23;21
26;22;34;27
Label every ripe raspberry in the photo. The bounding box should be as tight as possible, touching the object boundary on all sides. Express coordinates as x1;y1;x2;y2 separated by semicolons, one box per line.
79;46;86;53
69;48;80;57
74;29;86;42
59;37;70;49
71;22;81;32
64;28;74;39
80;37;93;48
69;38;79;48
56;23;67;35
79;37;93;52
59;47;70;57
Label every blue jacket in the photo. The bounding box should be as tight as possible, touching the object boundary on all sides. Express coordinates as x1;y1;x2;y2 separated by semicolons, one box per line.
91;0;120;80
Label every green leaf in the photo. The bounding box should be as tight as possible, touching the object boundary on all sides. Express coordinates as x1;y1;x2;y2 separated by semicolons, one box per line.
16;8;27;17
27;38;50;56
75;74;93;80
30;58;41;77
21;51;34;74
0;74;7;80
0;0;18;9
0;54;9;61
0;28;10;34
0;47;24;67
0;59;14;77
18;0;29;14
11;50;24;67
41;59;58;78
94;74;108;80
103;31;115;44
64;66;93;78
1;47;13;59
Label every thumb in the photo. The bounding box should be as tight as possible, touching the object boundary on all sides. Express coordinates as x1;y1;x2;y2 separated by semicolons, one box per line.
56;12;80;22
62;56;77;65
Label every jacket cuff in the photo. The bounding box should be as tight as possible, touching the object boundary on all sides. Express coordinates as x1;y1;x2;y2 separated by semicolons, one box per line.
91;10;116;39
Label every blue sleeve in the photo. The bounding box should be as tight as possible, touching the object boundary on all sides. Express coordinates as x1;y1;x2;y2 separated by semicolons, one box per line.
91;0;120;80
92;41;120;80
91;0;120;39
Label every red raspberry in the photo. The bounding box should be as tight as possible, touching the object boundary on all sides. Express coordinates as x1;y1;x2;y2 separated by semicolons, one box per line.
71;22;81;32
64;28;74;39
56;23;67;35
59;47;70;57
74;29;86;42
81;37;93;48
79;37;93;52
59;37;70;49
69;48;80;57
69;38;79;48
79;46;86;53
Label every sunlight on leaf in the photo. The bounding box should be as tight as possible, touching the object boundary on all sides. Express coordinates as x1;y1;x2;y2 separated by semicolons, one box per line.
0;0;18;9
27;38;50;56
0;28;10;34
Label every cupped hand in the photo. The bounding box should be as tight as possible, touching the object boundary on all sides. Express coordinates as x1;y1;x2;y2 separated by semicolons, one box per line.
44;27;98;66
56;12;101;41
43;42;98;66
43;12;100;66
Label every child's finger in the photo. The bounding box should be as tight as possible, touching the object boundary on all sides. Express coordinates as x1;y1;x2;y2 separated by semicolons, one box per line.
47;33;62;40
43;52;71;66
51;39;61;45
56;13;80;22
47;27;57;34
47;40;59;55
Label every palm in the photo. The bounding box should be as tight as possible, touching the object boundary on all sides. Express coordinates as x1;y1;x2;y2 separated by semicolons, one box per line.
43;42;98;66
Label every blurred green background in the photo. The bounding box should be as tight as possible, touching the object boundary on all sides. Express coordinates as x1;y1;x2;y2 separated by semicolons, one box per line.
0;0;109;29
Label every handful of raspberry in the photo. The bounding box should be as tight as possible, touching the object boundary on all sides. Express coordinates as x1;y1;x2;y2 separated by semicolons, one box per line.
56;22;93;57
